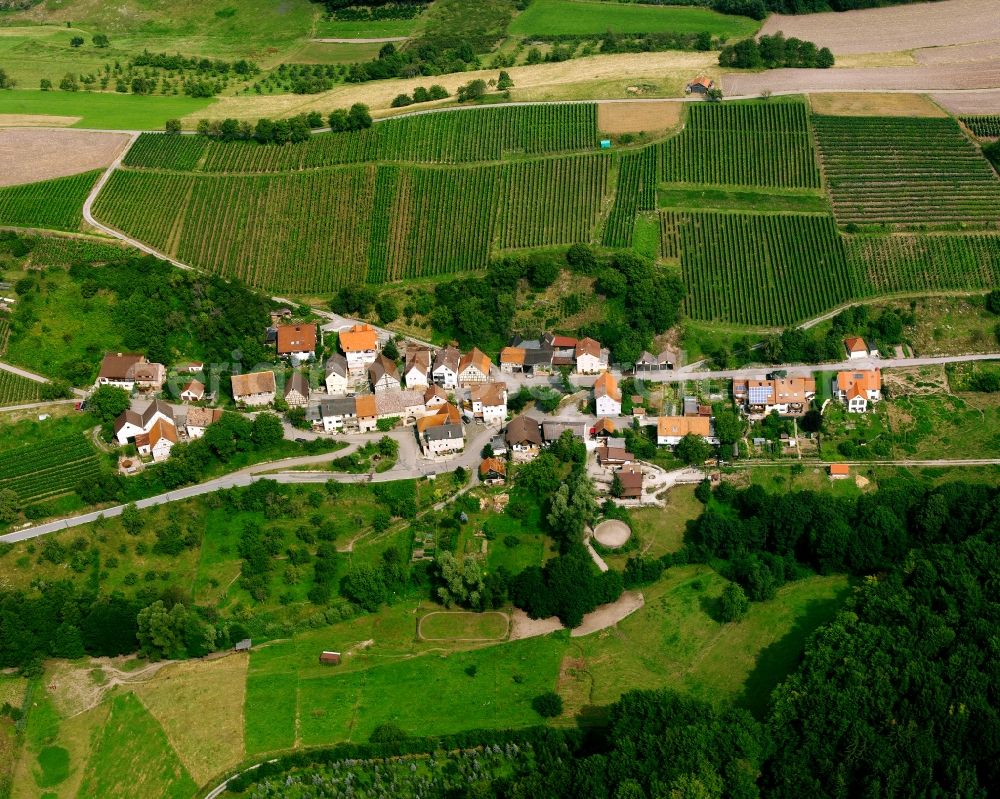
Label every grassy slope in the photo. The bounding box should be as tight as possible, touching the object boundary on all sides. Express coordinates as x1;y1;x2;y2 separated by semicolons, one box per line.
77;693;196;799
509;0;759;37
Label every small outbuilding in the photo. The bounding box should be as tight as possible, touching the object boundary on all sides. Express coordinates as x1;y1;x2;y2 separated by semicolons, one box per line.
319;651;342;665
829;463;850;480
686;76;714;94
234;639;252;652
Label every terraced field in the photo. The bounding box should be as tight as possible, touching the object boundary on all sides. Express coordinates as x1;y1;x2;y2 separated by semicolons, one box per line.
813;115;1000;226
0;370;41;408
0;434;100;504
847;233;1000;295
95;154;611;293
660;102;821;189
0;170;102;232
123;105;599;172
671;210;859;327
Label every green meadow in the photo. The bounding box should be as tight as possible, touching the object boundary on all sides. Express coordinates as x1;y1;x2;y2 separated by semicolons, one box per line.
0;89;215;129
509;0;760;38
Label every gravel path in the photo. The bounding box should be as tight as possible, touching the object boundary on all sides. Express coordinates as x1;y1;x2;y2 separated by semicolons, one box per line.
570;591;645;638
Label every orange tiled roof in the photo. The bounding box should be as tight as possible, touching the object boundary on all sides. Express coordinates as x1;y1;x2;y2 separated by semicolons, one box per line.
657;416;710;438
276;324;317;354
594;371;621;401
354;394;377;417
837;369;881;394
339;323;378;353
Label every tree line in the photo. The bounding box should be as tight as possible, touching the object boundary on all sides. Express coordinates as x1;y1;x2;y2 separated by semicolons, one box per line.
183;104;371;143
720;32;834;69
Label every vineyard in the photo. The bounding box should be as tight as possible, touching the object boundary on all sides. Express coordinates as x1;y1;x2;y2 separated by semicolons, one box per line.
847;233;1000;295
960;116;1000;138
602;147;658;248
813;116;1000;226
674;211;859;327
0;170;102;232
0;434;100;504
95;154;612;292
123;105;599;172
659;102;820;189
0;371;41;408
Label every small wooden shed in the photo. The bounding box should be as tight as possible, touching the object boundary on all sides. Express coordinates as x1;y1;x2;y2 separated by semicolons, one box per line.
234;638;252;652
319;651;341;666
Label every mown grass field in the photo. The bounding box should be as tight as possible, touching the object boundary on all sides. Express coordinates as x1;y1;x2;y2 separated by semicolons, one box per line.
419;610;510;640
0;90;215;130
509;0;759;37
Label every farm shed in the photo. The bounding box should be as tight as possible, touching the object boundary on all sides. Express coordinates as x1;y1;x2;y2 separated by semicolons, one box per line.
319;651;342;665
234;639;252;652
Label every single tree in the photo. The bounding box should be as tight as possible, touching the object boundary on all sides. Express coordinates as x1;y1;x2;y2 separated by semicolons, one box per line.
719;582;749;622
70;36;85;47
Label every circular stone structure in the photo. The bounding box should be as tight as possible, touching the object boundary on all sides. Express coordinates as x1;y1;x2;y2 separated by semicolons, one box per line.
593;519;632;548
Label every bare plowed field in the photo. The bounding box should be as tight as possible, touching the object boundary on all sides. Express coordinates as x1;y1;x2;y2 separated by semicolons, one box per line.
759;0;1000;55
723;61;1000;96
597;100;682;134
916;41;1000;65
0;129;130;187
933;89;1000;115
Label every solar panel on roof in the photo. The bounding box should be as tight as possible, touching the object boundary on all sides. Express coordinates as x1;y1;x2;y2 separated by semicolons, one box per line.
748;386;772;404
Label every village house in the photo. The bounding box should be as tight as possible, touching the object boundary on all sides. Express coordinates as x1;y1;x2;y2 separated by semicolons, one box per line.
368;354;401;393
374;389;426;425
834;369;882;413
594;372;622;417
424;384;448;410
175;362;204;375
339;323;381;377
615;464;644;499
416;402;464;457
231;370;277;407
185;406;224;439
504;415;543;461
633;346;678;374
656;415;718;447
470;382;508;426
548;334;578;371
276;324;318;365
404;346;432;389
596;443;633;467
592;417;616;439
573;337;605;375
284;372;310;408
113;400;175;446
320;397;357;433
179;379;204;402
324;355;350;396
733;375;816;418
829;463;850;480
459;347;492;386
479;457;506;485
844;336;871;360
97;353;166;392
135;418;178;463
432;346;461;390
542;421;588;444
499;346;526;374
355;394;378;433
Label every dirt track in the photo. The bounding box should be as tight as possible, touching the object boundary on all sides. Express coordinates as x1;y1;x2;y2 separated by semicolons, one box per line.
0;128;131;187
760;0;1000;55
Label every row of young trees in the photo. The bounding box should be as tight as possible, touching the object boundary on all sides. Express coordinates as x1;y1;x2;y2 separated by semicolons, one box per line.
181;104;372;143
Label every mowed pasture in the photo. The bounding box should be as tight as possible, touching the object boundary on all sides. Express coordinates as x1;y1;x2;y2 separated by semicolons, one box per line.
95;154;612;293
670;210;860;327
0;170;101;232
509;0;759;38
813;115;1000;226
